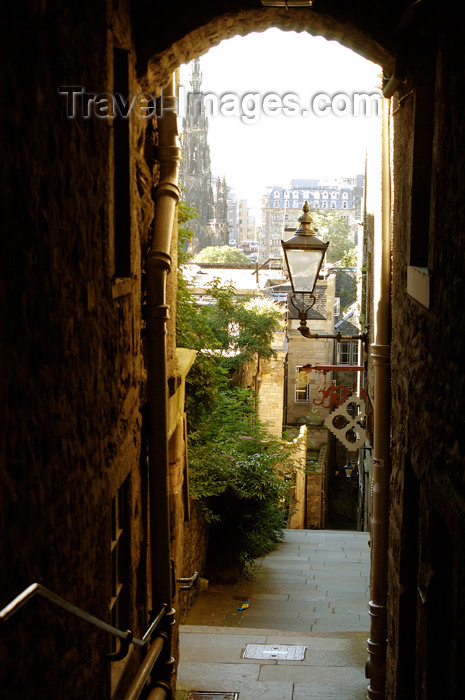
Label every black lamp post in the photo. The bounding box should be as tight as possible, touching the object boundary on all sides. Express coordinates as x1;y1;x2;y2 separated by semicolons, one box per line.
282;201;329;336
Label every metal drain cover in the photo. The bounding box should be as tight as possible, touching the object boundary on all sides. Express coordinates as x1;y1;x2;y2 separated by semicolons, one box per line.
242;644;306;660
186;694;239;700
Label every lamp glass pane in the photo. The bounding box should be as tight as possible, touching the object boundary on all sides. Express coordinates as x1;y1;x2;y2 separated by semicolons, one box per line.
286;248;325;293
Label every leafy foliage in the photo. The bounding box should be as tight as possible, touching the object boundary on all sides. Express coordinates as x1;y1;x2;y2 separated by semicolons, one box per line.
181;278;283;367
339;247;358;268
176;202;295;572
192;245;250;264
177;206;284;424
188;387;295;565
311;210;356;263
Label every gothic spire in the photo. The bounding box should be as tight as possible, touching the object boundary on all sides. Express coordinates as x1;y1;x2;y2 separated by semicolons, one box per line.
190;58;202;94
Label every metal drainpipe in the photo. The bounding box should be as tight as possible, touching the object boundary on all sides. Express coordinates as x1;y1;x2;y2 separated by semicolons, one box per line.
144;72;180;676
365;97;392;698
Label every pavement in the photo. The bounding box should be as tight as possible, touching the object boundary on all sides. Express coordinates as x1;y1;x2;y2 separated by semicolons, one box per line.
175;529;371;700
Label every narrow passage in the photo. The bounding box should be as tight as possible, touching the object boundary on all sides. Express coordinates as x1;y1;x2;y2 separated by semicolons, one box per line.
176;529;370;700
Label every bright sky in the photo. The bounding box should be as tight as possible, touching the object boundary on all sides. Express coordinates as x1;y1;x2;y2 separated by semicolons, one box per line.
179;28;382;217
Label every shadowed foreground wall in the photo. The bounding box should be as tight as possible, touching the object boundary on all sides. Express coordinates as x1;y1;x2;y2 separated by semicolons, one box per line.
1;1;465;699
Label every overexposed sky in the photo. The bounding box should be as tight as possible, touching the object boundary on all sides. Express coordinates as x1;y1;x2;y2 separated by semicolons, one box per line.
179;28;382;216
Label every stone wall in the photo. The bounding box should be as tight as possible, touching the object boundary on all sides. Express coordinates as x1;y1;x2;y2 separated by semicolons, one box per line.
286;276;336;425
287;426;308;529
0;1;182;697
307;474;324;529
133;2;394;91
385;26;465;699
257;332;287;437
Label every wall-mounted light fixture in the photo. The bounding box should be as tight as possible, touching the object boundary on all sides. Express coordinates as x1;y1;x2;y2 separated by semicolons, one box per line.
281;201;329;297
281;201;329;336
282;201;368;349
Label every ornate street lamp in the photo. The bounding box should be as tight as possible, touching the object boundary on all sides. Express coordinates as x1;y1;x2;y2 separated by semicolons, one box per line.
282;201;329;336
282;201;329;296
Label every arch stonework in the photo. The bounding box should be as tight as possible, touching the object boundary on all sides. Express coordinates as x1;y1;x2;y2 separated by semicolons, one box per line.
134;5;395;88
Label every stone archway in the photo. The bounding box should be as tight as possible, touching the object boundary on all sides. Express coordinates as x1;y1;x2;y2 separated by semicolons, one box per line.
133;3;395;88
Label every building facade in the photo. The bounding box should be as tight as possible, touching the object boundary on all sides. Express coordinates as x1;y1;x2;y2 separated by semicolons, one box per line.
260;176;363;262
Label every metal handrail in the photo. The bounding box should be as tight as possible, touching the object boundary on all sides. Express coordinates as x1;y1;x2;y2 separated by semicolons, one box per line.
177;570;199;591
0;582;168;651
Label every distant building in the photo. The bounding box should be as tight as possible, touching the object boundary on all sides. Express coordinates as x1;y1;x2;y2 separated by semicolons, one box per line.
237;199;256;244
227;190;238;244
179;59;229;251
260;176;364;262
212;176;229;246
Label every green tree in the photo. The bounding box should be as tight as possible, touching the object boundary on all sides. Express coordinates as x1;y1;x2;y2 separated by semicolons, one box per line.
311;210;356;263
177;277;284;426
192;245;250;264
188;387;295;578
176;205;295;578
339;247;358;268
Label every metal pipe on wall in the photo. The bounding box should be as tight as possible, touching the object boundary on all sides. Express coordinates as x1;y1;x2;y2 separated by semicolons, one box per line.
365;96;392;699
144;71;180;676
123;634;167;700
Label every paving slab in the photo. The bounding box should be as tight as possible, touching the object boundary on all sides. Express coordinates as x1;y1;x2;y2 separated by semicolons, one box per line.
176;529;370;700
178;662;294;700
292;683;368;699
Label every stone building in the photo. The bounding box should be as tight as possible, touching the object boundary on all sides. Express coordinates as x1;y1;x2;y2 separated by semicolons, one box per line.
285;278;337;427
179;60;230;250
237;199;256;246
1;2;465;700
260;176;363;262
179;58;214;251
212;175;229;246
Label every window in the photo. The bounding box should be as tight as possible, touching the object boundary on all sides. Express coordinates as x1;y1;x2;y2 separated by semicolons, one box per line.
406;48;436;308
342;201;347;209
111;478;129;646
331;201;336;208
274;200;280;207
337;341;359;365
113;48;131;278
295;365;310;403
274;190;280;197
292;191;299;199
